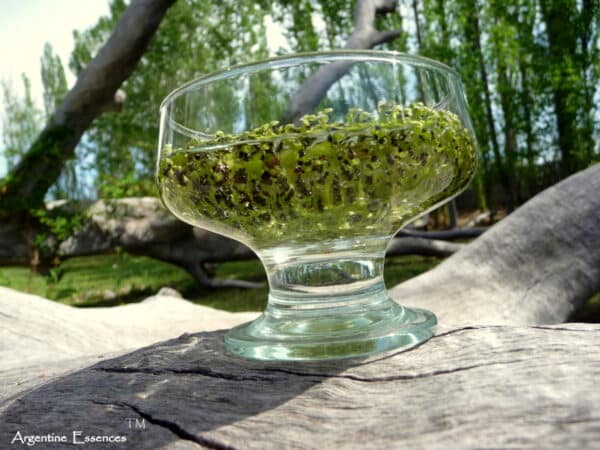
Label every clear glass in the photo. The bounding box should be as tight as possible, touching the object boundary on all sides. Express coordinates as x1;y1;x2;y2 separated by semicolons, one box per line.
156;50;478;361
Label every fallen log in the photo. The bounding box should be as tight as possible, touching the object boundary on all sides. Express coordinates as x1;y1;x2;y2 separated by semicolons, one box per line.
0;287;258;408
390;163;600;325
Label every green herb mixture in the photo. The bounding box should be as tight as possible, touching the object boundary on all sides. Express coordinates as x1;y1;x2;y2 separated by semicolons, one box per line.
158;103;477;246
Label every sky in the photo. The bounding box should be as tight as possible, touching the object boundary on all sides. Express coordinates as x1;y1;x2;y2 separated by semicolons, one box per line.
0;0;111;176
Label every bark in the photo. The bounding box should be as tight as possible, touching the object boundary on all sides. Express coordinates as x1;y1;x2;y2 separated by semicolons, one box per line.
284;0;403;123
447;200;458;228
0;0;176;213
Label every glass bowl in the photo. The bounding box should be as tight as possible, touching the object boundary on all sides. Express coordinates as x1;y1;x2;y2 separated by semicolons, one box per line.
157;50;478;361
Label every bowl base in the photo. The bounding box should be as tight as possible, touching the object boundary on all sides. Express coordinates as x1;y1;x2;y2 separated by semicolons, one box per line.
224;298;437;361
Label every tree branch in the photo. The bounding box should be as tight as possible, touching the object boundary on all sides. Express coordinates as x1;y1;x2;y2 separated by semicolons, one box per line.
0;0;176;213
387;237;463;257
284;0;402;123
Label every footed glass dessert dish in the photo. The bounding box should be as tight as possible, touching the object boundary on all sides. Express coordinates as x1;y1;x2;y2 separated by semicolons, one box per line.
157;51;478;361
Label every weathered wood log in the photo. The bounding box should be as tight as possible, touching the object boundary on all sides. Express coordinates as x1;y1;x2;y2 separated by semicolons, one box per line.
0;170;598;449
1;322;598;449
0;198;258;287
390;163;600;326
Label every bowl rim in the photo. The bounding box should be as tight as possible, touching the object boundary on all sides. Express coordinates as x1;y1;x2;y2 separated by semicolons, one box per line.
159;50;461;110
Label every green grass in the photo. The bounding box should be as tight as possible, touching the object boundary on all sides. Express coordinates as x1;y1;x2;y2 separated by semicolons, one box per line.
0;253;441;312
2;253;598;321
0;253;196;307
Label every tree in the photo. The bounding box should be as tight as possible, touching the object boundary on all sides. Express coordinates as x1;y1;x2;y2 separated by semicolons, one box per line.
538;0;598;176
2;44;84;200
0;75;43;172
0;0;177;214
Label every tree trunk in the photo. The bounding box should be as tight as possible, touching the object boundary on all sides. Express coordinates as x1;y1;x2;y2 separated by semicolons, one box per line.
578;0;598;165
538;0;591;176
410;0;427;106
519;54;536;198
0;0;176;214
497;57;519;207
464;3;513;211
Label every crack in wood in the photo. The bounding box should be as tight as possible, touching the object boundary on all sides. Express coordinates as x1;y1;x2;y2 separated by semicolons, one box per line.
94;366;273;382
91;399;236;450
432;325;599;339
95;358;525;384
528;325;600;332
262;359;525;382
0;311;16;319
431;325;489;338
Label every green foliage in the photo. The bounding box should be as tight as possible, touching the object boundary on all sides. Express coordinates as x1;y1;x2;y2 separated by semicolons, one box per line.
1;43;78;202
97;172;156;198
31;208;84;243
0;74;43;171
41;43;68;116
69;0;270;188
29;206;85;258
413;0;600;207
